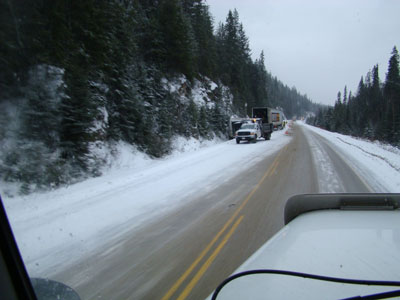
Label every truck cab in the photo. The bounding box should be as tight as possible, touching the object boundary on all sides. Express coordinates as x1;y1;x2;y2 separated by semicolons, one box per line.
235;122;262;144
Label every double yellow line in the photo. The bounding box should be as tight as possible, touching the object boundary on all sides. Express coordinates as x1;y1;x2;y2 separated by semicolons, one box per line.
162;148;285;300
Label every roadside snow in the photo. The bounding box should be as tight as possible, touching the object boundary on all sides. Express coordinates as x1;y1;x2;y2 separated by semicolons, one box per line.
2;132;291;277
300;122;400;192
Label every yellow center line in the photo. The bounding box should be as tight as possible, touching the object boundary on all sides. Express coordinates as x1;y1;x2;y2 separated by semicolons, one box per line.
176;215;244;300
160;214;238;300
161;148;284;300
270;158;280;175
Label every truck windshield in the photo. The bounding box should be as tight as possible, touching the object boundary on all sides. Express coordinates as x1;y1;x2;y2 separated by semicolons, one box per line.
240;124;256;129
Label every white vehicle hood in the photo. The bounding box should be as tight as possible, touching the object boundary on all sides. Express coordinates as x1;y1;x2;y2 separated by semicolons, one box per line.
211;210;400;300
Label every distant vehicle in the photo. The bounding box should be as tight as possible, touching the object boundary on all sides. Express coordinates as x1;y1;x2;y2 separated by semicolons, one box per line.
252;107;274;140
210;193;400;300
270;109;286;130
235;122;262;144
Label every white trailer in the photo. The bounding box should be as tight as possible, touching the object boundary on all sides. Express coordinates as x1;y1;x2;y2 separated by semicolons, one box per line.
270;109;286;130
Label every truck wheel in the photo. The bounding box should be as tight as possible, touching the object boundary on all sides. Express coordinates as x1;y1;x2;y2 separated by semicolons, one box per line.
236;138;240;144
266;133;271;140
253;135;257;143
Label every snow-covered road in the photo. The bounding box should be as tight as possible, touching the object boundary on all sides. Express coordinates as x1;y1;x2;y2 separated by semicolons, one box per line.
2;122;399;291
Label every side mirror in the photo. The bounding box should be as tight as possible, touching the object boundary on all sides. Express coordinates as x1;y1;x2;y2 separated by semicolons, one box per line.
31;278;81;300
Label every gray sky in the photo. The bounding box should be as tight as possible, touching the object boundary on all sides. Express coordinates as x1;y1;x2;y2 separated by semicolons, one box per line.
206;0;400;105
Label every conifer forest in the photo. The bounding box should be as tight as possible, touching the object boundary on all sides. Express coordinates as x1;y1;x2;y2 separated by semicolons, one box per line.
307;47;400;146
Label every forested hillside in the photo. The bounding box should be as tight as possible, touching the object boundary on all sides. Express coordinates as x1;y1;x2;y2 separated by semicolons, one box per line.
0;0;317;193
307;47;400;147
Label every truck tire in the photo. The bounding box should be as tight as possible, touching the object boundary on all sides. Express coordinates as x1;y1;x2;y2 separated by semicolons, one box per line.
266;133;271;140
253;135;257;143
236;138;240;144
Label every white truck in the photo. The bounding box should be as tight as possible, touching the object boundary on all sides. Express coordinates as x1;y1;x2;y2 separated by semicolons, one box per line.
235;121;262;144
229;107;274;142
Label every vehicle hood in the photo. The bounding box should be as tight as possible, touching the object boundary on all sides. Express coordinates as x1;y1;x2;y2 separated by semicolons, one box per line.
209;209;400;299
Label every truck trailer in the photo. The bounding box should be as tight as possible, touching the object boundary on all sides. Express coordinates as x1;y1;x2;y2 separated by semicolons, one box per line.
270;109;286;130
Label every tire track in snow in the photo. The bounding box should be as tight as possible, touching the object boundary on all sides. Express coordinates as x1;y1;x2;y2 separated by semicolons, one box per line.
304;129;344;192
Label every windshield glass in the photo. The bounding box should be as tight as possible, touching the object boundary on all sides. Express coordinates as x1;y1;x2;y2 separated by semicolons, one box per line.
240;124;256;130
1;1;399;300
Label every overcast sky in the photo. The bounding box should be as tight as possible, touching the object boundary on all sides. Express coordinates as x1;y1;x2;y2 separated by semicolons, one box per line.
206;0;400;105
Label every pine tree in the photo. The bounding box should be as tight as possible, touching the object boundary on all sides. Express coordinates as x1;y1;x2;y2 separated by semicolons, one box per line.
158;0;195;79
187;99;199;137
198;106;209;138
60;55;95;175
333;91;342;132
181;0;217;79
158;93;174;143
0;0;24;97
384;46;400;143
250;51;269;108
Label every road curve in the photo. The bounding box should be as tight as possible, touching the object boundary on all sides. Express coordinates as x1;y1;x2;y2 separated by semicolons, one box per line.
56;124;370;300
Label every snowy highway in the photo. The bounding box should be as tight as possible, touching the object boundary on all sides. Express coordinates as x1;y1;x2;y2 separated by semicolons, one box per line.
53;124;377;300
4;122;399;300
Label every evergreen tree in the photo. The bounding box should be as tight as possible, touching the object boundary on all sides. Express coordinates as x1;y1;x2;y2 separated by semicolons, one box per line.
188;99;200;137
0;0;24;97
158;0;195;79
182;0;217;78
384;46;400;144
60;60;93;174
198;106;210;138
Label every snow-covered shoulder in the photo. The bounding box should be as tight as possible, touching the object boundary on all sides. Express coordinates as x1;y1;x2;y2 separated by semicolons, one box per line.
299;122;400;192
2;132;291;277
